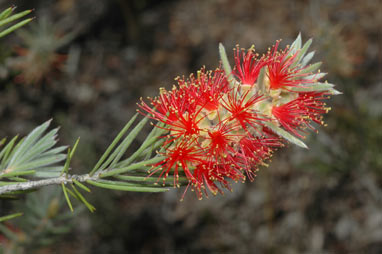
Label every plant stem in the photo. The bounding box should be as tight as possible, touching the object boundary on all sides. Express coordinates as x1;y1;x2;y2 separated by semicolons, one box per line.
0;173;99;195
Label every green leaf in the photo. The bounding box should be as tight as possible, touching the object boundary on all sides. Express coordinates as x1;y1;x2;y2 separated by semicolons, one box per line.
0;181;16;186
3;189;35;195
219;43;232;76
16;128;59;166
289;33;302;54
1;121;66;177
0;9;32;27
290;82;333;92
0;6;15;20
118;124;166;168
300;51;315;67
65;188;79;201
256;67;266;94
73;179;91;193
91;179;144;187
4;137;24;165
8;176;28;182
62;138;80;174
264;122;308;149
41;146;67;156
92;115;150;175
290;82;341;95
299;62;322;75
87;179;169;192
62;184;73;212
0;17;34;38
144;138;166;160
291;38;312;68
90;114;138;175
11;154;66;172
219;43;237;88
0;135;18;169
100;156;165;177
329;88;342;95
108;115;150;169
34;171;61;178
304;72;327;81
7;120;51;167
114;175;189;185
71;184;95;212
0;170;35;179
142;122;167;160
0;212;23;222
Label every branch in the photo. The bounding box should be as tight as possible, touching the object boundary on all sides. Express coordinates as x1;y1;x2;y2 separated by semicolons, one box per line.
0;116;170;205
0;173;98;195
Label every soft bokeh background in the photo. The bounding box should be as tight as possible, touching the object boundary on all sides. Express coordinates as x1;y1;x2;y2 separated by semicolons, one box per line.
0;0;381;253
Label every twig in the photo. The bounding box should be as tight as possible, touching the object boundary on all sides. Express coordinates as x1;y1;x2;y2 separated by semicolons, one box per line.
0;174;99;195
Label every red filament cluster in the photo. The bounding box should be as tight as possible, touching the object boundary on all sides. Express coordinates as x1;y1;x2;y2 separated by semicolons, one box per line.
139;41;331;199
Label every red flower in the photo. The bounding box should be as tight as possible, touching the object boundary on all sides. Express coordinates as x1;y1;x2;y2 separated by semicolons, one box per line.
149;139;204;186
272;91;330;138
221;87;265;131
139;68;229;142
190;68;229;112
267;42;317;90
191;163;243;200
234;46;267;86
237;136;282;180
205;122;238;157
139;37;336;199
140;67;279;198
139;86;202;142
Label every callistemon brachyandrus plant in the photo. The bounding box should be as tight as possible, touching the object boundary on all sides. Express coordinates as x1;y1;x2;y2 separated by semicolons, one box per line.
139;34;340;200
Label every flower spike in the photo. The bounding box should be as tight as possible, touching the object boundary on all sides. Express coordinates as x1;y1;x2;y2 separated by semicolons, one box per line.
140;34;339;199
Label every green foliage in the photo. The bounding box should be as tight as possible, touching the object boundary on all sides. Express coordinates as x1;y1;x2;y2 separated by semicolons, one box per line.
89;113;140;175
58;115;170;212
87;115;170;192
219;43;235;87
0;213;23;223
0;116;170;212
0;120;67;181
264;122;308;149
0;6;33;38
287;34;341;95
290;82;341;94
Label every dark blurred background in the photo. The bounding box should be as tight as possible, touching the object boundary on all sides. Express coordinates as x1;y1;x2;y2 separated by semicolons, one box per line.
0;0;381;253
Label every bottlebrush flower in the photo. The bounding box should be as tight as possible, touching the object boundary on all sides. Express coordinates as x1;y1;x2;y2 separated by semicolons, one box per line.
236;136;282;180
271;91;330;138
234;46;267;86
139;35;339;199
266;41;317;90
191;163;243;200
221;87;265;131
149;139;204;186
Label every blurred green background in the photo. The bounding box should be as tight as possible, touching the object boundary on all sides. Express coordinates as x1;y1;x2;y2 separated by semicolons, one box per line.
0;0;381;253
